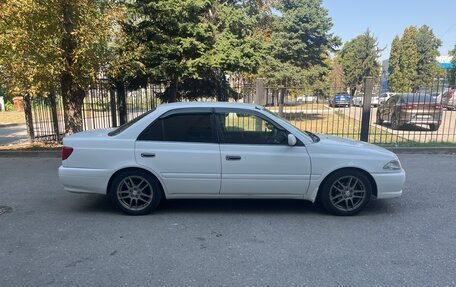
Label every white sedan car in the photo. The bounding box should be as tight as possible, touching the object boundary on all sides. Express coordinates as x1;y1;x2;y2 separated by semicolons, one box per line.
59;102;405;216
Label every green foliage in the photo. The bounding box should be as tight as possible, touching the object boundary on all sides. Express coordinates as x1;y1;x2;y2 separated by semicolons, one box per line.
260;0;339;98
415;25;441;89
388;36;402;93
339;30;381;96
388;25;441;93
449;45;456;87
123;0;266;101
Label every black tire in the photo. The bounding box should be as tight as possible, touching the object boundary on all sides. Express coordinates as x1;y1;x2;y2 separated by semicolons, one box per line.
391;114;400;130
376;111;384;125
319;169;372;216
429;124;440;131
110;170;162;215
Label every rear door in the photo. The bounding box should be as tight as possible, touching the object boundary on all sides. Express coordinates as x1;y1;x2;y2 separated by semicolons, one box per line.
215;108;311;195
135;108;221;194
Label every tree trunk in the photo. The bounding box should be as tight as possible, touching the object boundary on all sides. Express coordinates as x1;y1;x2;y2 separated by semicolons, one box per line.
350;87;356;97
168;76;178;103
61;0;84;134
66;89;85;133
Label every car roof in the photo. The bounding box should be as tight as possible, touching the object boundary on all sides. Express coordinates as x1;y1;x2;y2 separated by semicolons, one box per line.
156;101;263;112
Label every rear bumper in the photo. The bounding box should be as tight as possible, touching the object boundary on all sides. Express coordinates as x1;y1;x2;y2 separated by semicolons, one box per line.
399;114;441;125
371;170;405;199
58;166;111;195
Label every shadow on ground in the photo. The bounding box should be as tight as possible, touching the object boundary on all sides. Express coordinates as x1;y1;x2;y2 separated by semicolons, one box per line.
70;195;394;217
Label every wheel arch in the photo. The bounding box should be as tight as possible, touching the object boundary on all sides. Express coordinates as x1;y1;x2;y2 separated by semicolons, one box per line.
315;167;378;201
107;167;166;198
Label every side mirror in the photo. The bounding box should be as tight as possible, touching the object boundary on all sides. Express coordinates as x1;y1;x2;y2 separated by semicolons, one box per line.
287;134;297;146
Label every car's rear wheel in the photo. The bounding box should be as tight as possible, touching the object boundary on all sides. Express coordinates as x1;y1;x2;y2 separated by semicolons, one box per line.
376;111;384;125
110;170;162;215
319;170;372;216
429;124;440;131
391;114;400;130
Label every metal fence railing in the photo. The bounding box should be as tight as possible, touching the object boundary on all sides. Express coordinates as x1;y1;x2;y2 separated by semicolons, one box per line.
24;77;456;146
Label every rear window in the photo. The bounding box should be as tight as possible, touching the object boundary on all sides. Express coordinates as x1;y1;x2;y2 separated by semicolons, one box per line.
108;110;153;136
401;94;436;103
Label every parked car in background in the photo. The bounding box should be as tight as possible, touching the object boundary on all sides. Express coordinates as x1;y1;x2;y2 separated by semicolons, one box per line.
330;93;351;107
377;93;442;131
59;102;405;216
437;89;456;110
352;94;379;107
297;94;317;103
379;93;395;105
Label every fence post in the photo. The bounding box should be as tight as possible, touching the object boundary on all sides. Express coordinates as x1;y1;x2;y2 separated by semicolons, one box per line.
360;77;374;142
116;82;127;125
255;78;265;106
109;89;117;127
23;95;35;142
49;91;60;141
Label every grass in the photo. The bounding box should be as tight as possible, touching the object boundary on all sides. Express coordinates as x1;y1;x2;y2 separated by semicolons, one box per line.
286;110;405;143
0;111;25;125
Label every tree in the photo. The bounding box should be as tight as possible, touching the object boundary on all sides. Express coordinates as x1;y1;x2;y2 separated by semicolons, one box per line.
0;0;120;134
124;0;265;102
388;36;402;93
415;25;442;90
329;56;346;94
449;45;456;87
260;0;339;93
339;30;382;96
398;26;419;92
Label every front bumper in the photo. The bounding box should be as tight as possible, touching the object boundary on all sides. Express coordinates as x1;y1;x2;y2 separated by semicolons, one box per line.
371;169;406;199
58;166;111;195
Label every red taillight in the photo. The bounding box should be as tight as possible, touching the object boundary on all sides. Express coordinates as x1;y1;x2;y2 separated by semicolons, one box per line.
435;104;442;110
400;104;417;110
62;146;73;160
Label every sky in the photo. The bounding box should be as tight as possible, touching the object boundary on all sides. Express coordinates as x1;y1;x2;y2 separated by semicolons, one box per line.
322;0;456;61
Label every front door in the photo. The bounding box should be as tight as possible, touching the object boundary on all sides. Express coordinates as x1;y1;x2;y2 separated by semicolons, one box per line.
215;109;311;195
135;110;221;194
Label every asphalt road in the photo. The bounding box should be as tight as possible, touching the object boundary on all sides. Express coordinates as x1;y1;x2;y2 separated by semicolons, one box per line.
1;154;455;287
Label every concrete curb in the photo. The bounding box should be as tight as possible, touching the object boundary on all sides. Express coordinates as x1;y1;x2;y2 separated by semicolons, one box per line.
0;150;60;158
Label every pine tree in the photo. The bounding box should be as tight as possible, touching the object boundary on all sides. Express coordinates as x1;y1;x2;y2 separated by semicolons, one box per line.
339;30;381;96
388;36;402;92
415;25;442;90
399;26;419;92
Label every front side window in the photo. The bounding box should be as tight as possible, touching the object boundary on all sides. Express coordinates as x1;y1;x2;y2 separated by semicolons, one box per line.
138;113;214;143
217;112;288;145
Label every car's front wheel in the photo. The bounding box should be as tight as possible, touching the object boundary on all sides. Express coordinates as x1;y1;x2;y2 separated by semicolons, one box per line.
319;170;372;216
110;170;162;215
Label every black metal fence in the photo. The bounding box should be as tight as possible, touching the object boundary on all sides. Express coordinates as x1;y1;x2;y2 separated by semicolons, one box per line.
25;77;456;146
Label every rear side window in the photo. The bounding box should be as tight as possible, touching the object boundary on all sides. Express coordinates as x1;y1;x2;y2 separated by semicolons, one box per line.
138;113;214;143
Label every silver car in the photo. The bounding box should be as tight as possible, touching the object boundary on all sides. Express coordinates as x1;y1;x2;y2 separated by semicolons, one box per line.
438;89;456;110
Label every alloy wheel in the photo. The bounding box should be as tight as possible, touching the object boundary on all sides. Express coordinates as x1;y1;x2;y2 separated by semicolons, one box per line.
116;176;154;211
329;176;367;212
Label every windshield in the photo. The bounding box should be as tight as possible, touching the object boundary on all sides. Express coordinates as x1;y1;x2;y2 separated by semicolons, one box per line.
401;94;436;103
108;110;153;136
262;107;319;143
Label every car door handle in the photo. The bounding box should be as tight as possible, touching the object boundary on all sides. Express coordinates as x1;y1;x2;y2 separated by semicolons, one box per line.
226;155;241;161
141;153;156;158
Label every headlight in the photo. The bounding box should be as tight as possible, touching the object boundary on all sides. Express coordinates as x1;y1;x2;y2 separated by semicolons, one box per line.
383;160;402;170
